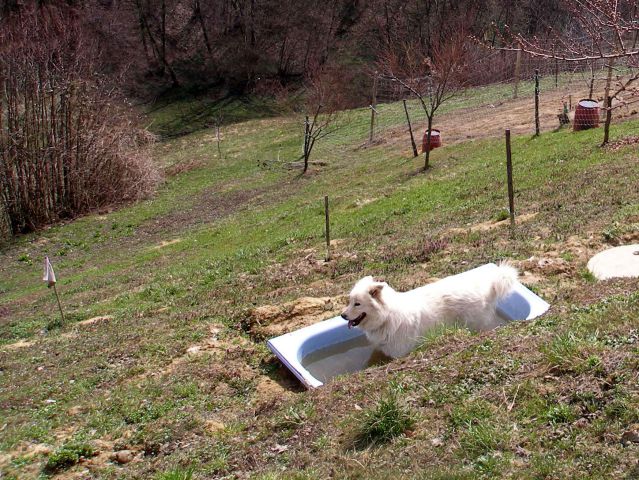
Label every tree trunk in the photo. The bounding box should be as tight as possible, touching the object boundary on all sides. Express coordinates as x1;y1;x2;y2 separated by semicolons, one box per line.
424;116;433;170
602;96;612;146
303;115;310;174
194;0;212;54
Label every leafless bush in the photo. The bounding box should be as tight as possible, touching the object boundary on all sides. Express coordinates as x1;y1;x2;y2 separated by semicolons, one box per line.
378;29;471;169
0;5;161;235
485;0;639;145
297;63;346;174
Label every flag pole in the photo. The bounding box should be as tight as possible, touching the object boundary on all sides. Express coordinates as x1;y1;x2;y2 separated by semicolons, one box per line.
52;283;65;323
43;256;64;324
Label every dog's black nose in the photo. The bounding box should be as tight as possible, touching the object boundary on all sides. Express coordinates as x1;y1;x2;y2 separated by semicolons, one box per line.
340;313;349;320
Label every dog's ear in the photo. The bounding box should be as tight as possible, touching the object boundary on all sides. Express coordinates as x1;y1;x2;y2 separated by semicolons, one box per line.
368;283;384;300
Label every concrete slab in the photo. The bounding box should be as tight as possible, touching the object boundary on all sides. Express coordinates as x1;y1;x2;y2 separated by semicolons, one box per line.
587;244;639;280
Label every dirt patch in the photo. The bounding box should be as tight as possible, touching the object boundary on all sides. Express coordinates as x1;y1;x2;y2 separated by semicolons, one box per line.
137;187;266;238
517;255;574;276
379;84;639;149
395;269;442;291
247;295;347;339
129;324;248;384
604;135;639;151
1;339;35;351
203;419;226;435
261;243;359;289
255;377;293;402
353;198;378;208
512;233;605;287
152;239;183;249
448;212;538;234
165;159;206;177
76;315;114;327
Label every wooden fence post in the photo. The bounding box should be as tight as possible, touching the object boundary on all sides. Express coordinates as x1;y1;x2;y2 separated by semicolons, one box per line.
324;195;331;261
505;129;515;229
403;100;418;157
216;125;222;158
534;69;540;136
369;72;378;143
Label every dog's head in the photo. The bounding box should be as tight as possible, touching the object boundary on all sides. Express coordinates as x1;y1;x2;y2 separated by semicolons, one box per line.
341;276;387;330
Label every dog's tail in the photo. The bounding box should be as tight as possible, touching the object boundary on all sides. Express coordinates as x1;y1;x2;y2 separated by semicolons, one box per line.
488;261;518;302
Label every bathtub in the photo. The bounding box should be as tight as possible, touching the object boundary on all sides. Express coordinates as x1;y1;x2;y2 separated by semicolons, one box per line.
267;263;550;389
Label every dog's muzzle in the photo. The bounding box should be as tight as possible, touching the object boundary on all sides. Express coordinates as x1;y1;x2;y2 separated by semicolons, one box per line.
342;312;366;329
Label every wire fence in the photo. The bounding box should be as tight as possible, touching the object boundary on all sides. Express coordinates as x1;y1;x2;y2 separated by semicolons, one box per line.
304;53;639;164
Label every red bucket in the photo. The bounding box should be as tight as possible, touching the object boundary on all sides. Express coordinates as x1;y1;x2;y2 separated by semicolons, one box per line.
422;129;442;152
573;99;599;131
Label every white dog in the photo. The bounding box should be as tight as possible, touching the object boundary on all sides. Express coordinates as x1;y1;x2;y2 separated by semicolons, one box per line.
341;263;518;358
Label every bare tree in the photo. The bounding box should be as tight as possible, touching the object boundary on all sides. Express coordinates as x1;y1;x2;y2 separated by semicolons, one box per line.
299;65;342;174
487;0;639;145
379;31;470;169
0;5;161;235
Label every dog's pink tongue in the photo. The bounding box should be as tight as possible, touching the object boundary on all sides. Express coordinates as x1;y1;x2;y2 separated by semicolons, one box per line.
347;320;354;329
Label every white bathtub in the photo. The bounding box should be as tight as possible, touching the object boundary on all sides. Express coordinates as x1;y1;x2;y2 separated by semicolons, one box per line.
267;264;550;389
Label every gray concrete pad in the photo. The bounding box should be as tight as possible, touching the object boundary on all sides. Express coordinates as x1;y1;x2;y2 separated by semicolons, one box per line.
587;244;639;280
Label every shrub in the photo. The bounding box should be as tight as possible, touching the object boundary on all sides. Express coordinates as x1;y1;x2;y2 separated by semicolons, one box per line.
544;403;577;425
43;441;94;474
540;331;597;373
355;394;415;447
458;422;505;460
0;5;161;236
156;467;194;480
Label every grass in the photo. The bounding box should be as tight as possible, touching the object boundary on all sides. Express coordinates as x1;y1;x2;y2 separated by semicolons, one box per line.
354;394;416;448
155;467;194;480
43;441;94;474
1;84;639;478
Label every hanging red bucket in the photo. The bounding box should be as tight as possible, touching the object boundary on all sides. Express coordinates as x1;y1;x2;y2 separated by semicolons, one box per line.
422;129;442;152
573;99;600;131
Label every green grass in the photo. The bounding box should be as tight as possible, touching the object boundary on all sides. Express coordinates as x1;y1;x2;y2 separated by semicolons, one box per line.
155;466;194;480
43;441;94;474
1;86;639;478
147;94;283;138
354;394;416;447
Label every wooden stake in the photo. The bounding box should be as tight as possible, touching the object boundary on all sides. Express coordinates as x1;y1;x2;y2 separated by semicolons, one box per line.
505;129;515;229
216;125;221;158
602;70;613;144
403;100;418;157
52;283;65;323
324;195;331;261
369;73;378;143
534;69;540;136
569;94;572;111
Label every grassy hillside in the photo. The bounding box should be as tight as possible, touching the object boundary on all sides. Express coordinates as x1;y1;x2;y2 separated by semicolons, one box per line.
1;93;638;479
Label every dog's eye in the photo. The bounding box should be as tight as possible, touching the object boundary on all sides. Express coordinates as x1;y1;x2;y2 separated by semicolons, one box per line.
354;302;361;307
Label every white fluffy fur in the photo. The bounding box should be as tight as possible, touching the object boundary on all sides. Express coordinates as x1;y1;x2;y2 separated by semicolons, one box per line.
341;263;518;358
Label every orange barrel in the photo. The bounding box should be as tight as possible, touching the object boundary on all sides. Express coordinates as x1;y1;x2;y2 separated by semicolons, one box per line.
573;99;600;131
422;129;442;152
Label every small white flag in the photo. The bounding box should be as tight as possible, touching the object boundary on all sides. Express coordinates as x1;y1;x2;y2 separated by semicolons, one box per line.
43;256;56;288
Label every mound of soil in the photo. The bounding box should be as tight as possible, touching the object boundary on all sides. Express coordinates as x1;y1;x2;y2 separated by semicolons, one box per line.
247;295;347;338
